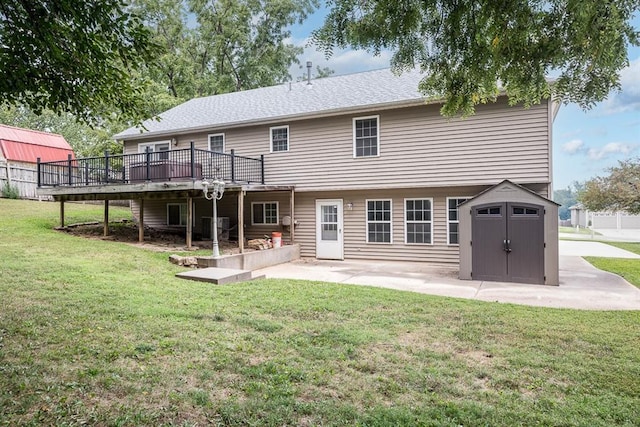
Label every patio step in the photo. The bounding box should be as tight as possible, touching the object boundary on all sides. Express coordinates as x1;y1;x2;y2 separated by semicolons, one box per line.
176;267;263;285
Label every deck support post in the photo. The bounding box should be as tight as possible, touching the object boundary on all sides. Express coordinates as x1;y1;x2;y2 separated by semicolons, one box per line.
103;200;109;237
186;197;193;249
237;190;245;254
138;199;145;242
60;200;65;228
290;189;295;243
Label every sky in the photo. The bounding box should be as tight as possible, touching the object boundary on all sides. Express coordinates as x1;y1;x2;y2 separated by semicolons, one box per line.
288;8;640;193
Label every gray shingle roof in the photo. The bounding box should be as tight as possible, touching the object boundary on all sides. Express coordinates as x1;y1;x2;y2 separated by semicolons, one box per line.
114;68;429;140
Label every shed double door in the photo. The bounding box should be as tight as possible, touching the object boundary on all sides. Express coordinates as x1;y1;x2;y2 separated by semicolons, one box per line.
471;202;544;284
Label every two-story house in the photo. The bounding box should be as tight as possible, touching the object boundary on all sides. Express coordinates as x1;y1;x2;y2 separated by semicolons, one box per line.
38;68;559;284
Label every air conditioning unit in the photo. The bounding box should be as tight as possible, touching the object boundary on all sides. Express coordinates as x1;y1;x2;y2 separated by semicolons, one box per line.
201;216;230;240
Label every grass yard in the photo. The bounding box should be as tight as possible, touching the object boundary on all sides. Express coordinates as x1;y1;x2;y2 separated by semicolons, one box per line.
1;199;639;426
585;242;640;288
558;226;601;235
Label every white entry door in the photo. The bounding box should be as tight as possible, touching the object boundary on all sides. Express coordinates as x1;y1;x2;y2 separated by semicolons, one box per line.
316;199;343;260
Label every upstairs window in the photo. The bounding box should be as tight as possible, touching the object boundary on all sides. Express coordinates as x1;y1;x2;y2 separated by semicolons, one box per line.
366;199;392;243
270;126;289;152
353;116;379;157
252;202;279;225
208;133;225;153
447;197;470;245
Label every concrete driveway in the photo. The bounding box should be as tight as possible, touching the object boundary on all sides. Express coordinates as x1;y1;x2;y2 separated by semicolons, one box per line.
255;241;640;311
559;240;640;258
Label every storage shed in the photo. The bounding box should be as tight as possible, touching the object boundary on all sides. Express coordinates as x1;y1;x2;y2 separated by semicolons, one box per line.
458;180;559;285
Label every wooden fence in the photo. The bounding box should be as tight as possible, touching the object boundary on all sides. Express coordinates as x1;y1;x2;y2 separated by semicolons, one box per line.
0;160;48;199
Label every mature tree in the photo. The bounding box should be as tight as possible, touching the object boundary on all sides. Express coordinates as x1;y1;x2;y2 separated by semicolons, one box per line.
579;158;640;214
133;0;318;108
0;0;157;125
313;0;640;116
0;106;122;157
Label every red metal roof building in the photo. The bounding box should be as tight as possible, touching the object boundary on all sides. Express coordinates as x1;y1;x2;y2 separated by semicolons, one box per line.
0;124;74;164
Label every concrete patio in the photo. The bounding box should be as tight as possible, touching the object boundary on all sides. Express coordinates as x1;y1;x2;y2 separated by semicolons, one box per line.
253;241;640;311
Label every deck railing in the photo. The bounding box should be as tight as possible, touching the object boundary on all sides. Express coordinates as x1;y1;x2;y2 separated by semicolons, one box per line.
37;143;265;187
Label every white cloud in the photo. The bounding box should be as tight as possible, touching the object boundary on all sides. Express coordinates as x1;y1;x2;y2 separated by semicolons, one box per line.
562;139;585;154
601;58;640;114
587;142;636;160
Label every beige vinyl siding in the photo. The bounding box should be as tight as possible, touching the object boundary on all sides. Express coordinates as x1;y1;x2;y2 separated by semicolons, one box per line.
127;182;547;263
130;190;293;241
292;185;508;264
242;191;292;242
121;97;551;191
130;197;229;233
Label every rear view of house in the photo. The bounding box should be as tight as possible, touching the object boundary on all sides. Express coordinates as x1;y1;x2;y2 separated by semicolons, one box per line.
0;124;74;199
37;68;560;284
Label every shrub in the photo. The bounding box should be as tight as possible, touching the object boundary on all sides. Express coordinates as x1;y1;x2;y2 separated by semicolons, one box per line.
1;182;20;199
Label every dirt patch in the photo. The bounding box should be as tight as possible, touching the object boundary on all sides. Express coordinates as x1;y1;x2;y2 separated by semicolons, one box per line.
59;221;242;253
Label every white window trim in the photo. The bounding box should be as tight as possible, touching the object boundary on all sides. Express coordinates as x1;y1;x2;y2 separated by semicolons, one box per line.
353;115;380;158
404;198;434;245
269;125;289;153
208;133;225;153
167;203;188;227
365;198;393;244
446;197;471;245
251;201;280;225
137;140;171;153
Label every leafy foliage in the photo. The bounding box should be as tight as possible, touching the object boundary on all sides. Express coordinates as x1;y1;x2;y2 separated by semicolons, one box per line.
0;106;122;156
554;182;584;220
579;158;640;214
1;0;321;155
313;0;640;116
296;65;336;82
1;182;19;199
0;0;157;125
133;0;319;112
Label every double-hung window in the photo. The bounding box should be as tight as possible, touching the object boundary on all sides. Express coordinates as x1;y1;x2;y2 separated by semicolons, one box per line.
167;203;188;226
366;199;392;243
252;202;279;225
208;133;225;153
405;199;433;244
353;116;379;157
447;197;470;245
138;141;170;160
270;126;289;152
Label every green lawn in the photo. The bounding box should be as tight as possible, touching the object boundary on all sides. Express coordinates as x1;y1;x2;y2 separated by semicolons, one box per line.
584;242;640;288
1;199;639;426
559;226;601;235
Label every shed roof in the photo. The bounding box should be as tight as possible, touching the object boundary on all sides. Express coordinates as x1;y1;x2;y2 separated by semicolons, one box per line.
0;124;74;163
459;180;560;207
115;68;433;140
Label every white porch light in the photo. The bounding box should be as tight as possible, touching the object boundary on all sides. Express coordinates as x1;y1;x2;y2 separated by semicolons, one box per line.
202;178;226;257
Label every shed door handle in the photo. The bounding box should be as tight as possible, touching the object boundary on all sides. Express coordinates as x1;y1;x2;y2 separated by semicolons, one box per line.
503;239;512;253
